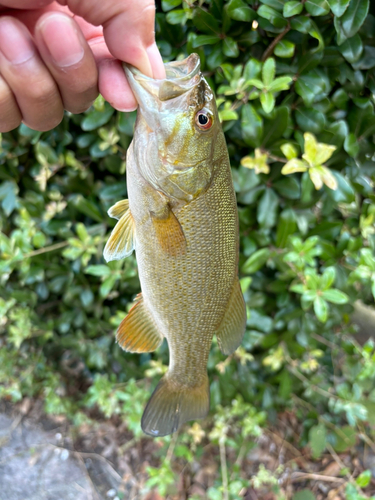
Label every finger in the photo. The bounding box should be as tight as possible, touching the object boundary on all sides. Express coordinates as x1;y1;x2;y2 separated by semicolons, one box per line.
0;16;63;131
85;36;136;111
0;0;53;9
34;12;98;113
0;74;22;132
56;0;165;78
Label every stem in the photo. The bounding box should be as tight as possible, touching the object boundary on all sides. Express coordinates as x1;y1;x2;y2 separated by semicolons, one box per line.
220;439;229;500
262;23;291;62
165;431;179;463
24;241;69;258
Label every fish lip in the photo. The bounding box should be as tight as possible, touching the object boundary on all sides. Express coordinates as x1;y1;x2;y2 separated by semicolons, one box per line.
124;53;201;104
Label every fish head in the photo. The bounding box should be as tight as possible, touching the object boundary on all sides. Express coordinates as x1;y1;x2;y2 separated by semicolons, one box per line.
125;54;221;202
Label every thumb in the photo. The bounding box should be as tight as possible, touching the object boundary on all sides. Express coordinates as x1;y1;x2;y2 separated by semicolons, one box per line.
56;0;165;78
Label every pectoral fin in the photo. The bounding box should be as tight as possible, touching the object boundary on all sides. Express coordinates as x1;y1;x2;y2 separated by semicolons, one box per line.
150;207;186;257
104;201;135;262
117;294;163;353
216;279;247;355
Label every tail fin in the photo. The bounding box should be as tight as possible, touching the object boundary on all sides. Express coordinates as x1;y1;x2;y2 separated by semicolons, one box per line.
141;374;210;437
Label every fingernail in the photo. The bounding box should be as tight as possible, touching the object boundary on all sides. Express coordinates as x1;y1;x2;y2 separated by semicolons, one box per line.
0;18;35;64
39;14;84;67
146;42;165;79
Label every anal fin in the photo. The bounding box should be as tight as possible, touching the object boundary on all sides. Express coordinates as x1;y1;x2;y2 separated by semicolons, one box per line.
216;279;247;355
117;294;163;353
104;200;135;262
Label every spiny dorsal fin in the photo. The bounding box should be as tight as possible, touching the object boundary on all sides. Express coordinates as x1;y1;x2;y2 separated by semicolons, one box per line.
216;279;247;355
150;207;186;257
103;206;135;262
141;373;209;437
108;199;129;220
116;294;163;353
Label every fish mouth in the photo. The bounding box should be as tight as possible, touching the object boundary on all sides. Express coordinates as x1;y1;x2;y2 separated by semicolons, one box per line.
124;53;201;107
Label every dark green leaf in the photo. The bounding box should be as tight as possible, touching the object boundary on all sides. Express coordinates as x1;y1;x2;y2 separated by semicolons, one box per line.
283;1;303;17
241;104;264;147
262;106;289;146
327;0;350;17
273;177;300;199
162;0;182;11
295;107;326;133
344;132;359;157
274;40;295;58
292;490;316;500
166;9;187;24
276;208;297;247
339;34;363;63
332;426;357;452
81;104;115;131
328;172;355;203
192;7;221;34
222;37;239;57
305;0;330;16
309;423;326;458
192;34;221;47
257;188;279;228
334;0;370;45
118;112;136;135
257;5;288;28
226;0;256;21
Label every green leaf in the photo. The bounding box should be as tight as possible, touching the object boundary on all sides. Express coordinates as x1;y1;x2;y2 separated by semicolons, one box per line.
328;172;355;203
71;195;103;222
274;40;295;58
192;7;221;34
339;34;363;63
262;58;276;86
262;106;289;146
260;92;276;113
334;0;370;45
290;15;312;34
268;76;293;92
344;133;359;157
356;470;372;488
166;9;187;24
276;208;297;247
0;180;18;216
327;0;350;17
242;248;270;274
226;0;256;21
332;426;357;452
192;34;221;47
222;37;239;57
322;289;349;304
283;1;303;17
321;266;336;289
273;176;300;199
314;296;329;322
100;275;118;298
244;58;262;80
296;108;326;133
241;104;264;148
81;104;115;131
281;159;308;174
257;188;278;228
295;69;330;106
292;490;316;500
309;423;326;458
281;143;298;160
162;0;182;11
305;0;330;16
85;265;111;277
257;5;288;28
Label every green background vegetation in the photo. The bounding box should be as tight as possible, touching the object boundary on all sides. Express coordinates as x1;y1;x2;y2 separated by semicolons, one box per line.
1;0;375;498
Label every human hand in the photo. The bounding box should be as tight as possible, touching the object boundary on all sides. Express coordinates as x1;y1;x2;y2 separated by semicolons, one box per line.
0;0;165;132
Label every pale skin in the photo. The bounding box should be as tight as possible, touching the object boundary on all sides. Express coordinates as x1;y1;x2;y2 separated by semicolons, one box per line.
0;0;166;132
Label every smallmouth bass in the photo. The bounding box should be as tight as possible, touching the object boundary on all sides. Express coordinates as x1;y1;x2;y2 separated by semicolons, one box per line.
104;54;246;437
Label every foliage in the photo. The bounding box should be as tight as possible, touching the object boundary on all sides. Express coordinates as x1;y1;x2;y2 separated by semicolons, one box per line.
1;0;375;498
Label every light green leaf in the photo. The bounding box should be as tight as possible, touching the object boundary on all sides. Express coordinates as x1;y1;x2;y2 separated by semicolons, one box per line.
303;132;318;166
356;470;371;488
281;159;308;174
262;58;276;86
166;9;187;24
314;296;329;322
283;1;303;17
241;149;269;174
281;143;298;160
246;78;264;89
260;92;276;113
322;289;349;304
321;267;336;289
242;248;270;274
85;265;111;277
268;76;293;92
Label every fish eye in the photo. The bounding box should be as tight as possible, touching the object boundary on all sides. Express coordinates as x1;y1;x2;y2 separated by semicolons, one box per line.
195;109;213;130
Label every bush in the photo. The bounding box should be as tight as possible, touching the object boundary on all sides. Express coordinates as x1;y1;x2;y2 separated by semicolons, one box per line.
1;0;375;498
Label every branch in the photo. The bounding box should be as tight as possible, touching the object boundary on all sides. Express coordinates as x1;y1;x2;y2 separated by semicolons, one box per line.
262;23;291;62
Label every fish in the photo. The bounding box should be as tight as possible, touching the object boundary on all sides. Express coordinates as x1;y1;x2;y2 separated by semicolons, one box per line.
103;53;246;437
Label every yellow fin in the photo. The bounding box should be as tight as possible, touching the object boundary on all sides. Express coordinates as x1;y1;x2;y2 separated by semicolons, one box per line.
216;279;247;355
108;199;129;220
141;373;209;437
150;208;186;257
103;207;135;262
116;294;163;353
